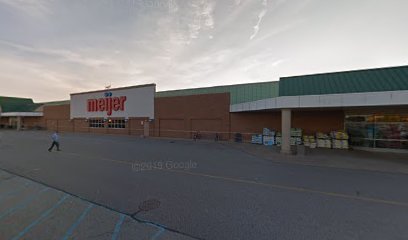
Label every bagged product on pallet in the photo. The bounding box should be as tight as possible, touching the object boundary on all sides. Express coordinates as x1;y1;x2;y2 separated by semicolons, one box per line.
275;134;282;146
303;135;316;148
263;136;275;146
251;134;263;144
330;131;349;140
290;128;303;137
330;130;350;149
263;128;276;136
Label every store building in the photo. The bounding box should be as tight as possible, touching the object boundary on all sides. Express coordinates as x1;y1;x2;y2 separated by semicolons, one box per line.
1;65;408;152
0;97;44;130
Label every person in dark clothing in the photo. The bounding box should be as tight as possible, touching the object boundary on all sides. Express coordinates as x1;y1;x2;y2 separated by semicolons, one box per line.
48;131;61;152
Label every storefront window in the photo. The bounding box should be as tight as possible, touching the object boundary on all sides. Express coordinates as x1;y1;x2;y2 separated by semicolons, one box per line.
89;119;105;128
108;119;126;129
345;114;408;150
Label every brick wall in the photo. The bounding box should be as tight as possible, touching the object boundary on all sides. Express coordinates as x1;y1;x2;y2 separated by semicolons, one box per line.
39;95;348;141
230;112;281;141
154;93;231;140
43;104;71;120
22;117;45;129
292;110;345;135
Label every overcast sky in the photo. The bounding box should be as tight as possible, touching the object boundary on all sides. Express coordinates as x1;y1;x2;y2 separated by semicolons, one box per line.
0;0;407;102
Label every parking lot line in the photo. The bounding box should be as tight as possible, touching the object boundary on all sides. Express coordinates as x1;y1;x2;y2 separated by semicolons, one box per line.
61;150;408;208
0;187;49;220
11;193;70;240
164;168;408;208
145;223;166;240
111;213;126;240
0;182;31;204
62;203;95;240
0;189;21;204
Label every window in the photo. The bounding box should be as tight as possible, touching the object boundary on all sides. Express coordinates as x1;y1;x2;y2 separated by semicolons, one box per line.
345;114;408;149
108;119;126;129
89;119;105;128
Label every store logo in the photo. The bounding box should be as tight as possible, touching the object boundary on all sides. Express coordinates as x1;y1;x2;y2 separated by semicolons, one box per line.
87;93;127;116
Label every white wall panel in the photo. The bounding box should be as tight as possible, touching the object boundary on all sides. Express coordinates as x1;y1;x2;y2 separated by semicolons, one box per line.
230;90;408;112
70;85;155;119
277;96;299;108
299;95;320;108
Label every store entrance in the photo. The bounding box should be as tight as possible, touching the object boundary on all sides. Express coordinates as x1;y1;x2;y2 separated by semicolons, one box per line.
345;114;408;150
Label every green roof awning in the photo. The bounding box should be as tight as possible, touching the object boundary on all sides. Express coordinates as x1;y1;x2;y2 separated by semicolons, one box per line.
156;81;279;105
0;96;41;113
279;65;408;96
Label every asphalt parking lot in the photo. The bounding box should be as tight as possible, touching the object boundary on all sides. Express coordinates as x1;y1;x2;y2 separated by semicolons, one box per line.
0;169;190;240
1;130;408;240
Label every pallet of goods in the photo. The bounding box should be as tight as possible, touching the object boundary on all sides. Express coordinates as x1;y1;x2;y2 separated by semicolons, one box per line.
290;128;303;146
303;135;317;148
275;132;282;146
262;128;276;146
263;128;276;136
263;136;275;146
316;132;332;148
330;131;349;149
290;137;302;146
251;134;263;145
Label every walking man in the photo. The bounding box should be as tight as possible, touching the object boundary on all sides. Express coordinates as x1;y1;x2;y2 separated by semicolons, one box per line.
48;131;61;152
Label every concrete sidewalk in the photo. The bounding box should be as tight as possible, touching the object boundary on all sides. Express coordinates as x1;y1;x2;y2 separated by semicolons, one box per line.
226;142;408;175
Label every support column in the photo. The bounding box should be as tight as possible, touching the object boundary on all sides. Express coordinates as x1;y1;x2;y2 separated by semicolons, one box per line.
16;116;22;131
281;109;292;154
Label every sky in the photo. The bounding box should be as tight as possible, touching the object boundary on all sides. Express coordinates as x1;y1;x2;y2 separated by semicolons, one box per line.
0;0;407;102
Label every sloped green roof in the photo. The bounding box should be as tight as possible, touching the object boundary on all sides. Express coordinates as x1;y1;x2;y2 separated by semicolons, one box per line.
38;100;70;106
279;65;408;96
0;96;41;112
156;81;279;105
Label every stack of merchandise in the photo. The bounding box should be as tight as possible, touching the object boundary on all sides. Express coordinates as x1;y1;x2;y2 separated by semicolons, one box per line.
262;128;276;146
331;131;349;149
251;134;263;145
275;132;282;146
316;132;332;148
290;128;303;146
263;128;271;136
263;136;275;146
303;135;317;148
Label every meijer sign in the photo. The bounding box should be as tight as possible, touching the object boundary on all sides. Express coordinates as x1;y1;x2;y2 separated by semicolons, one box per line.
70;84;155;119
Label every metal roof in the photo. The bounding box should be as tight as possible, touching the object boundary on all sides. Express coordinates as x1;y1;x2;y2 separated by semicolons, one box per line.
0;97;40;113
279;65;408;96
156;81;279;105
38;100;70;106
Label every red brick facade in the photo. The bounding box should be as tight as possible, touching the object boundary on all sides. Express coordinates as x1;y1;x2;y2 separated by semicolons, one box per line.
154;93;230;139
39;93;348;141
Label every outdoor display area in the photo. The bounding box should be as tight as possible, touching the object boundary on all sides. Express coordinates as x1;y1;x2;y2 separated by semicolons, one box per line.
251;128;350;150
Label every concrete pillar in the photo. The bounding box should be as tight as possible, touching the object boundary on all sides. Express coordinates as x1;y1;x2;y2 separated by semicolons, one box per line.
281;109;292;154
16;116;22;131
